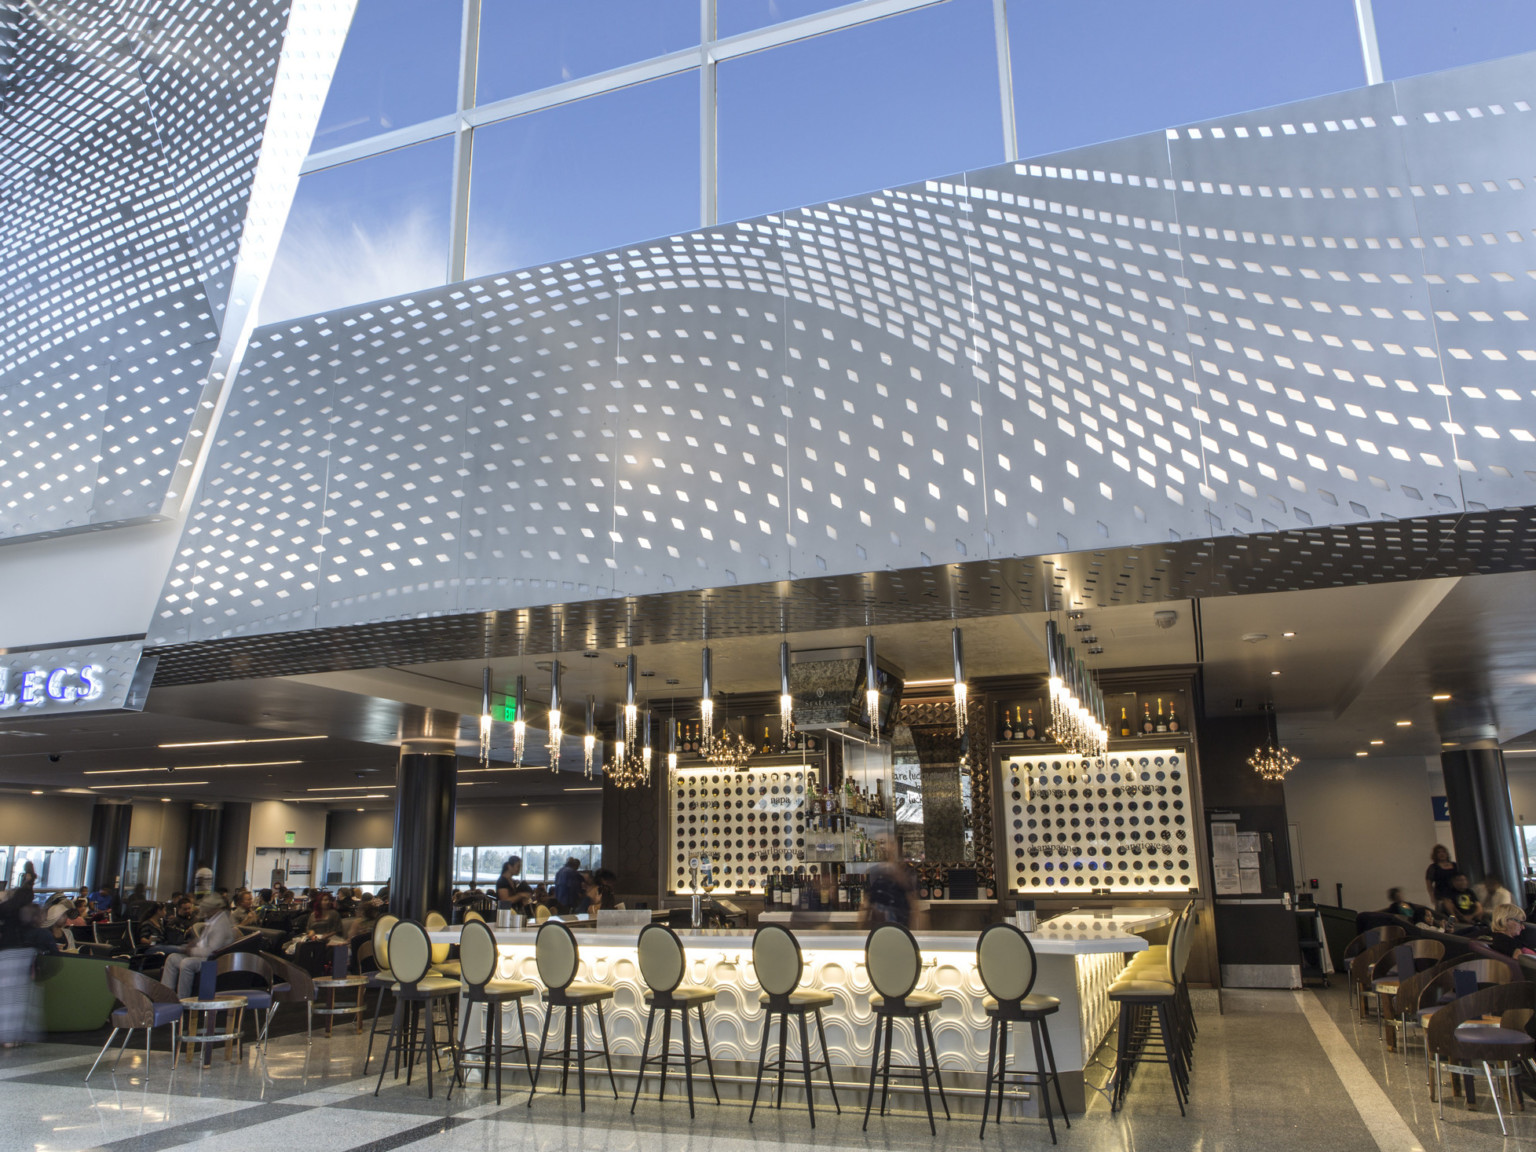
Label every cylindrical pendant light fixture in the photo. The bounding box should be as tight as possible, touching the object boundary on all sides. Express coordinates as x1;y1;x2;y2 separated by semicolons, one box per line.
583;694;596;778
641;707;653;786
951;626;967;738
864;634;881;741
624;654;638;753
546;661;562;771
512;673;527;766
479;666;492;769
700;646;714;753
667;715;678;777
779;640;794;751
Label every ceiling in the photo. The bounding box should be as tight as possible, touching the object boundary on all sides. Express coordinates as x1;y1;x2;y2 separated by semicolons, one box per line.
4;568;1536;808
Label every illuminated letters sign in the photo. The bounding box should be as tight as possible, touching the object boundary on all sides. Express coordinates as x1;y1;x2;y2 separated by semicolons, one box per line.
0;663;106;709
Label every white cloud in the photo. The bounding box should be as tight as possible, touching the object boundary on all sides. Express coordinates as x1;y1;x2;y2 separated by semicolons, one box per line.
256;205;449;326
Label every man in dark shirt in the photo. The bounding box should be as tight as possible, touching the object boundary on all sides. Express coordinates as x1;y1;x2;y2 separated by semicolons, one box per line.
553;857;584;914
1439;873;1483;926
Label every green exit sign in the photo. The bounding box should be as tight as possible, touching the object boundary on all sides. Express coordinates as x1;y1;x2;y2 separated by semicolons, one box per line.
284;831;295;845
501;696;517;723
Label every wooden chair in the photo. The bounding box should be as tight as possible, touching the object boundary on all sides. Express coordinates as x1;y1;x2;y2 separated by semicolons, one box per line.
87;967;182;1080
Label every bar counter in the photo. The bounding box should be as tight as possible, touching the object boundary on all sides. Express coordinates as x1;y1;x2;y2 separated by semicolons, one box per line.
430;908;1171;1112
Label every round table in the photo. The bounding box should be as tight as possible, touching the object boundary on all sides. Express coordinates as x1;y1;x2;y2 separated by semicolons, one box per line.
180;997;247;1065
312;975;370;1037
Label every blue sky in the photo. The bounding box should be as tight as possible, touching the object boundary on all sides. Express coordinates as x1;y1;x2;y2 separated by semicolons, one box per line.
262;0;1536;324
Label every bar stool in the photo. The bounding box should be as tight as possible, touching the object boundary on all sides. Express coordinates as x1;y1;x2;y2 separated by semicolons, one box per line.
976;921;1068;1143
527;920;619;1111
862;922;950;1134
1109;907;1193;1115
631;923;721;1117
362;912;399;1071
450;918;535;1104
749;924;841;1128
372;919;462;1097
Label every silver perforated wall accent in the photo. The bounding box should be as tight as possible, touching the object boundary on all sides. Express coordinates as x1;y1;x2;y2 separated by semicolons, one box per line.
153;52;1536;649
0;0;351;542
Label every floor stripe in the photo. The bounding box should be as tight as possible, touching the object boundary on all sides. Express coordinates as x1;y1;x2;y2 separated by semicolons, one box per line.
1296;991;1425;1152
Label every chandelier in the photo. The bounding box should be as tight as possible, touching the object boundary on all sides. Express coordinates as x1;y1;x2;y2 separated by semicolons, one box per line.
1046;620;1107;758
608;656;651;789
1250;704;1299;782
706;725;755;771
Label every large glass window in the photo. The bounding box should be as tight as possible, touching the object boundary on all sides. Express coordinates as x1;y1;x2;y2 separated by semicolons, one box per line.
354;849;393;887
718;0;1002;223
719;1;852;38
453;846;478;886
1007;0;1363;159
12;846;85;893
262;137;454;325
477;1;698;103
467;72;699;278
1375;1;1536;80
313;0;462;150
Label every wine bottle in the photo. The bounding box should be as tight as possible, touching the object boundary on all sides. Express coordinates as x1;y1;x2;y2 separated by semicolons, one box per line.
1168;702;1181;734
1119;707;1131;738
1156;698;1168;734
1142;703;1155;735
1024;709;1037;740
1003;708;1014;740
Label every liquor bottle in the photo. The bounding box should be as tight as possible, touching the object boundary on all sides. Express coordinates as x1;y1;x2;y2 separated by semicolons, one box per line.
1024;709;1038;740
761;725;771;753
1119;707;1131;738
935;868;947;901
1142;703;1155;735
1002;709;1014;741
1167;701;1181;734
919;867;932;901
986;869;997;900
1156;699;1168;733
798;873;811;911
767;868;778;904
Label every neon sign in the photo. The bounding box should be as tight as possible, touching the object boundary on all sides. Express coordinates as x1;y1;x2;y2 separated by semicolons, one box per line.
0;663;105;709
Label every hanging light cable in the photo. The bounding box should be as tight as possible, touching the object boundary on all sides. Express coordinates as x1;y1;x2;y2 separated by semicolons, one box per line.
479;666;493;770
511;673;527;767
583;695;596;779
779;640;795;752
700;646;714;755
546;661;562;771
951;626;967;738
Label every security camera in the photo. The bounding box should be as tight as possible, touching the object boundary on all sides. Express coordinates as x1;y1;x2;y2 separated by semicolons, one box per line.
48;753;61;763
1153;610;1178;630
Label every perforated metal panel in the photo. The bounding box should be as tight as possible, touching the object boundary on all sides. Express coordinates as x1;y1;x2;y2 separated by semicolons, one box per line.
152;53;1536;659
0;0;352;542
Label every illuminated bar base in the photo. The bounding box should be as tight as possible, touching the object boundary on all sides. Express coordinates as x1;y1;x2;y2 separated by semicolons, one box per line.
430;909;1169;1114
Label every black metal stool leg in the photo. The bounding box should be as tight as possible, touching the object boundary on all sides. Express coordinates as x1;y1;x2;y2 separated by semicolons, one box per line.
863;1011;885;1131
979;1016;999;1138
749;1008;773;1122
815;1008;840;1112
774;1011;789;1108
657;1007;672;1104
798;1011;817;1128
924;1011;950;1120
575;1004;587;1112
698;1004;721;1104
914;1015;936;1135
1030;1019;1056;1145
1039;1015;1069;1127
528;1001;555;1104
880;1005;897;1117
631;1006;657;1114
682;1006;697;1118
596;1001;619;1099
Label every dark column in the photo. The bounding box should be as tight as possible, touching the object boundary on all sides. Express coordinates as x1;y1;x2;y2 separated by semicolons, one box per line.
185;805;220;892
86;803;132;896
1442;746;1523;895
216;801;251;892
391;746;457;923
601;764;659;906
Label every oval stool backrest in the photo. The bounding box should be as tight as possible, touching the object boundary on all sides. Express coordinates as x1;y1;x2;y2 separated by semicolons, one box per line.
753;924;804;998
536;921;579;991
464;909;484;923
388;919;432;985
424;910;451;964
1170;910;1194;984
638;923;686;994
977;922;1038;1003
459;918;499;987
374;913;399;972
535;904;552;924
866;923;921;1001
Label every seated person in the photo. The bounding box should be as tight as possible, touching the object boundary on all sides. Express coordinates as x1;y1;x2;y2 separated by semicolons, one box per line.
1384;887;1434;926
160;895;237;998
135;902;168;949
1476;874;1516;918
1438;873;1483;927
63;898;89;929
1486;904;1532;958
232;890;261;929
300;892;341;941
162;898;198;946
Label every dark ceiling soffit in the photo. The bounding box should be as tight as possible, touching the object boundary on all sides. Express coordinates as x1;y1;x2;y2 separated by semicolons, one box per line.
144;508;1536;687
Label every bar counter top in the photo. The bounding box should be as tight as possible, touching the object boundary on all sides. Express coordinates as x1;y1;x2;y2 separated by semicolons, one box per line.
429;907;1171;956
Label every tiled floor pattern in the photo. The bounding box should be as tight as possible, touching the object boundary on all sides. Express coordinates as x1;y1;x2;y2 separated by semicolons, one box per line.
0;986;1529;1152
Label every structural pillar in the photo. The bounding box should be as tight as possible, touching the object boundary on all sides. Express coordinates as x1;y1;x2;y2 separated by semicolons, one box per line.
185;805;220;892
391;742;457;923
86;802;132;896
215;801;251;892
1442;746;1524;893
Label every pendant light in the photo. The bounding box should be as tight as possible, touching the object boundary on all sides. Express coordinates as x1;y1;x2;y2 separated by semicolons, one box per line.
864;634;881;742
667;715;678;779
624;654;638;753
699;646;714;754
779;640;794;751
546;661;562;771
951;627;967;738
642;707;653;786
511;673;527;766
1250;702;1299;782
582;695;596;779
478;666;493;770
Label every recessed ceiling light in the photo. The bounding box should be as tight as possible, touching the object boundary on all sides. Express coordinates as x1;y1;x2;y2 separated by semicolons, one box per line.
1282;631;1296;638
161;797;171;803
565;786;603;792
1356;751;1369;757
92;781;210;789
30;790;42;795
356;808;364;812
1370;740;1384;746
84;759;303;775
1395;720;1411;727
1240;633;1268;644
158;736;326;749
1442;742;1456;747
520;801;529;807
306;784;397;792
1431;694;1451;701
1270;670;1281;676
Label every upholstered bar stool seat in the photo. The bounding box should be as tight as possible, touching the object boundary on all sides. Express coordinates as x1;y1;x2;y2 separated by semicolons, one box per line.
486;979;537;998
758;987;834;1009
871;990;942;1010
558;981;616;1004
631;923;722;1118
982;993;1060;1014
391;974;460;995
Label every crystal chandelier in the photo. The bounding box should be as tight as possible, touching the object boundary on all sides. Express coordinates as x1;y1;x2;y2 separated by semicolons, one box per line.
608;656;651;789
1046;620;1107;758
706;723;755;771
1250;704;1299;782
582;696;596;779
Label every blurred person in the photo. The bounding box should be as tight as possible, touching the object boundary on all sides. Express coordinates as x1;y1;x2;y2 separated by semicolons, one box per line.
553;857;583;913
1425;844;1460;905
0;899;51;1046
160;894;235;998
1385;887;1434;926
860;834;923;929
232;890;260;929
1476;873;1515;917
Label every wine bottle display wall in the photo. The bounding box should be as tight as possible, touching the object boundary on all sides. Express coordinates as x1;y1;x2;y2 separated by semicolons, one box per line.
670;765;819;893
1003;751;1194;893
